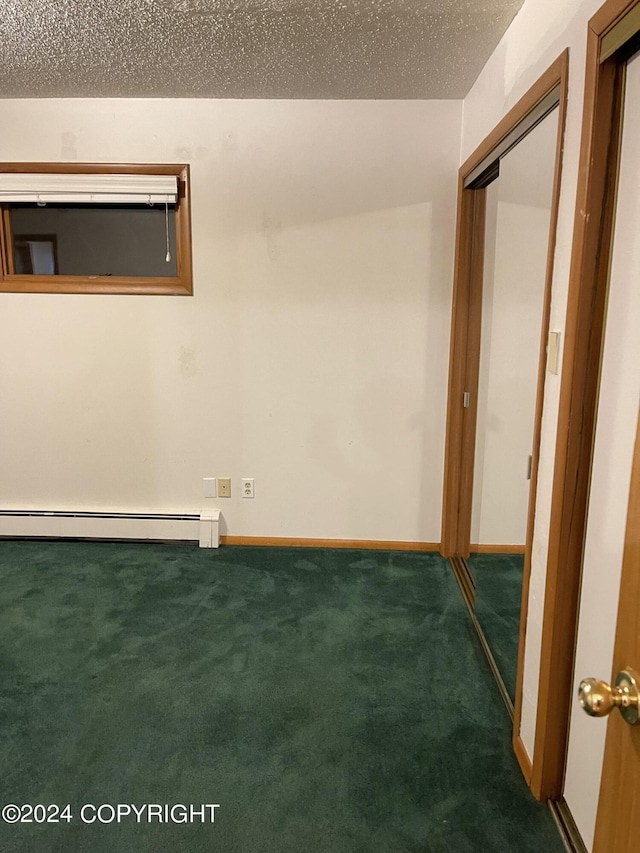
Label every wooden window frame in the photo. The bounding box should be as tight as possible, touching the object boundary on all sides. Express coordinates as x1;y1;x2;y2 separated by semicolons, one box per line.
0;162;192;296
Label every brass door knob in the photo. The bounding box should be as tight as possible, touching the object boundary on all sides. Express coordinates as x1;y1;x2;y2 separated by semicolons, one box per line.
578;668;640;726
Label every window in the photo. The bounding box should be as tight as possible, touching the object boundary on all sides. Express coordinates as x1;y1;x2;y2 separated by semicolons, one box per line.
0;164;192;295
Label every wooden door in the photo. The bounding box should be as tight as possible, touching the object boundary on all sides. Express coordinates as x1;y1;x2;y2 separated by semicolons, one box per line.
562;45;640;849
592;412;640;850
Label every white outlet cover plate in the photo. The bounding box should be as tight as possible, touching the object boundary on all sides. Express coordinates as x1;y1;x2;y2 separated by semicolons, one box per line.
241;478;255;498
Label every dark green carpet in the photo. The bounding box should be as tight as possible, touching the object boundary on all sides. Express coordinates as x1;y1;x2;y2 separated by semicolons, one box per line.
0;541;561;852
469;552;524;702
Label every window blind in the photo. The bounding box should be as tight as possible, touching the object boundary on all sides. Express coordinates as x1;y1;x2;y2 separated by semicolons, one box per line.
0;173;178;204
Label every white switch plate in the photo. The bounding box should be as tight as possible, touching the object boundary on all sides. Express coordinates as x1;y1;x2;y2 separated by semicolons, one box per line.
241;478;255;499
548;331;562;375
203;477;217;498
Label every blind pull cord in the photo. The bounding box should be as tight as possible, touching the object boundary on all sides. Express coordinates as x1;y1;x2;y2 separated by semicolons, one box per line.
165;201;171;263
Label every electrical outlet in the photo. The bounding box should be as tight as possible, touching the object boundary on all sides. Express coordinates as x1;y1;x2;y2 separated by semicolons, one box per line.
218;477;231;498
241;478;255;499
203;477;217;498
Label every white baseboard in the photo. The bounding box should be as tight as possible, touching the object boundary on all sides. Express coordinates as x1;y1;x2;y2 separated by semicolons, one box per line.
0;509;221;548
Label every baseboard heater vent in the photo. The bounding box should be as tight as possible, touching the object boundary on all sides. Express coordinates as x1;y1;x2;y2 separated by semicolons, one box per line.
0;509;221;549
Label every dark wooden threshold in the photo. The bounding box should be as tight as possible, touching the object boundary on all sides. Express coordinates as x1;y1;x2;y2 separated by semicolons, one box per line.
548;798;588;853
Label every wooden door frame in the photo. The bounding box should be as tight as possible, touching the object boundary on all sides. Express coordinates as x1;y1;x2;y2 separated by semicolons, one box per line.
439;51;569;781
530;0;640;801
441;51;569;561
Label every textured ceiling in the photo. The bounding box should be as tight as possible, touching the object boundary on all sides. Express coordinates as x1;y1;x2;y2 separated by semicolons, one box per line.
0;0;525;99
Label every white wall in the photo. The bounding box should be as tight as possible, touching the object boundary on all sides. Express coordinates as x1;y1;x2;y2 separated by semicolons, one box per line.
0;98;461;542
460;0;607;807
471;109;557;547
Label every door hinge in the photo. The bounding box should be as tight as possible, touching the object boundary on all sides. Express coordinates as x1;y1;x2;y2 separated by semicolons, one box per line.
463;392;470;408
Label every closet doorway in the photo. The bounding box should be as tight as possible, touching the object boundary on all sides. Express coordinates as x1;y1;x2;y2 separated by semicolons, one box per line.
441;52;568;714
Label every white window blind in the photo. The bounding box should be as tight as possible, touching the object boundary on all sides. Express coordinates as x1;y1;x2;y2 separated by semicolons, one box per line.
0;173;178;204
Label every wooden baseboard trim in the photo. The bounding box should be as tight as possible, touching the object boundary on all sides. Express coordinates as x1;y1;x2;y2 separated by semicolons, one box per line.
469;544;526;554
513;733;533;786
219;536;440;551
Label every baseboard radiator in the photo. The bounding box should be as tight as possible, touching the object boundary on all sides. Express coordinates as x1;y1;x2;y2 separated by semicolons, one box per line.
0;509;221;548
